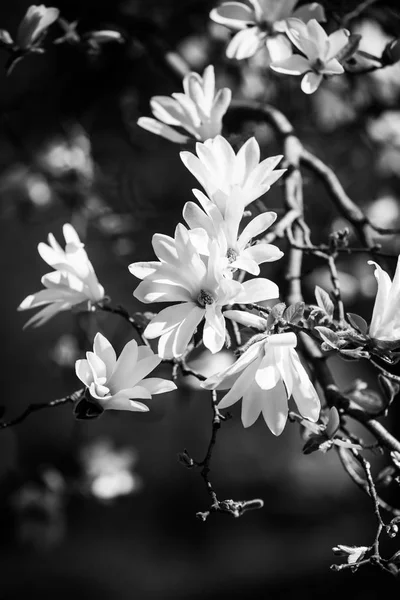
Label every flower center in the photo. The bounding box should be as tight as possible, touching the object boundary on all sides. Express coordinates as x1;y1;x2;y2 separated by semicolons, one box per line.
197;289;215;307
226;248;238;263
312;58;325;73
255;20;273;35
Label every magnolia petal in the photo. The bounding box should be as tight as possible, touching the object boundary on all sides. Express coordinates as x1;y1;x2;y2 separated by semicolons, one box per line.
203;305;226;354
93;333;117;375
86;351;107;381
18;288;70;310
172;305;205;356
210;2;256;30
107;394;150;411
128;261;160;280
323;58;344;75
144;303;198;338
218;357;261;409
75;359;93;387
134;280;192;304
211;87;232;123
22;301;68;328
203;340;264;389
261;379;289;435
241;243;284;265
368;260;392;338
230;256;260;275
152;233;179;264
289;348;320;421
238;211;277;247
224;309;267;330
234;278;279;303
137;117;190;144
140;377;177;395
226;27;264;60
326;28;350;61
63;223;81;246
241;384;263;427
265;34;293;62
107;338;139;391
271;54;311;75
255;354;281;390
301;71;323;94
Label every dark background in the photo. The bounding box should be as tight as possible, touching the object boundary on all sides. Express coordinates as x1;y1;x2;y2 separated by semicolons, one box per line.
0;0;400;597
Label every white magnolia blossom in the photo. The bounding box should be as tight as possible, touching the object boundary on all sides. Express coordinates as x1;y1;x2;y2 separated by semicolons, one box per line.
17;5;60;49
129;224;279;358
210;0;325;61
271;19;350;94
183;188;283;275
18;223;104;328
137;65;231;144
203;331;320;435
180;136;285;207
75;333;176;412
368;257;400;341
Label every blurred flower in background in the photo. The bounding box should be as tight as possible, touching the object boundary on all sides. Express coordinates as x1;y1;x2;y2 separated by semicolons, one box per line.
80;438;142;502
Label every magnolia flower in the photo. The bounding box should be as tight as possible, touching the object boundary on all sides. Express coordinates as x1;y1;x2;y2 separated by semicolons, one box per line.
183;188;283;275
137;65;231;144
180;136;285;207
203;331;320;435
18;223;104;327
271;19;350;93
368;257;400;342
75;333;176;412
210;0;325;61
17;5;60;49
129;224;279;358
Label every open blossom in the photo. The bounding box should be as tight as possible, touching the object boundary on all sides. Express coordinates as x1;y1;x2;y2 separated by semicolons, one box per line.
18;224;104;328
129;224;279;358
203;331;320;435
137;65;231;144
271;19;350;94
17;5;60;49
180;136;285;207
75;333;176;412
183;188;283;275
210;0;325;61
368;257;400;341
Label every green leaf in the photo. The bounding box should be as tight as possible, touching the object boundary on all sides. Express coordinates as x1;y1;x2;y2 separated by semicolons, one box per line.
347;313;368;334
283;302;305;324
271;302;286;320
348;388;386;414
315;326;340;348
315;286;334;318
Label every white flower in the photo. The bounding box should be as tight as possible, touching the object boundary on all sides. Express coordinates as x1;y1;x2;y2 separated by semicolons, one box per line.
129;224;279;358
180;136;285;207
75;333;176;412
203;331;320;435
271;19;350;93
17;5;60;49
137;65;231;144
210;0;325;61
368;257;400;341
183;188;283;275
18;223;104;327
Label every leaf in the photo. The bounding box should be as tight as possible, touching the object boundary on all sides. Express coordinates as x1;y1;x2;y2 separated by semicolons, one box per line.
271;302;286;320
347;313;368;334
378;374;400;407
337;33;362;62
325;407;340;438
283;302;304;324
315;326;340;348
371;338;400;351
315;286;334;318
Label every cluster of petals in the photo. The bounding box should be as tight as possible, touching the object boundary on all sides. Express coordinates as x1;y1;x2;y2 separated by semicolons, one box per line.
271;19;350;94
137;65;231;144
210;0;325;61
129;224;279;358
368;256;400;342
75;333;176;412
183;187;283;276
18;224;104;327
203;331;320;435
180;135;285;207
16;5;60;49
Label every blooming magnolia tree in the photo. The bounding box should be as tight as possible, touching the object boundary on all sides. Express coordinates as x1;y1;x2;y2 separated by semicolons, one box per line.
4;0;400;577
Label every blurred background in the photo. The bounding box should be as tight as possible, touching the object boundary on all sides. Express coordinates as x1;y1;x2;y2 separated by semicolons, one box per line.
0;0;400;597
